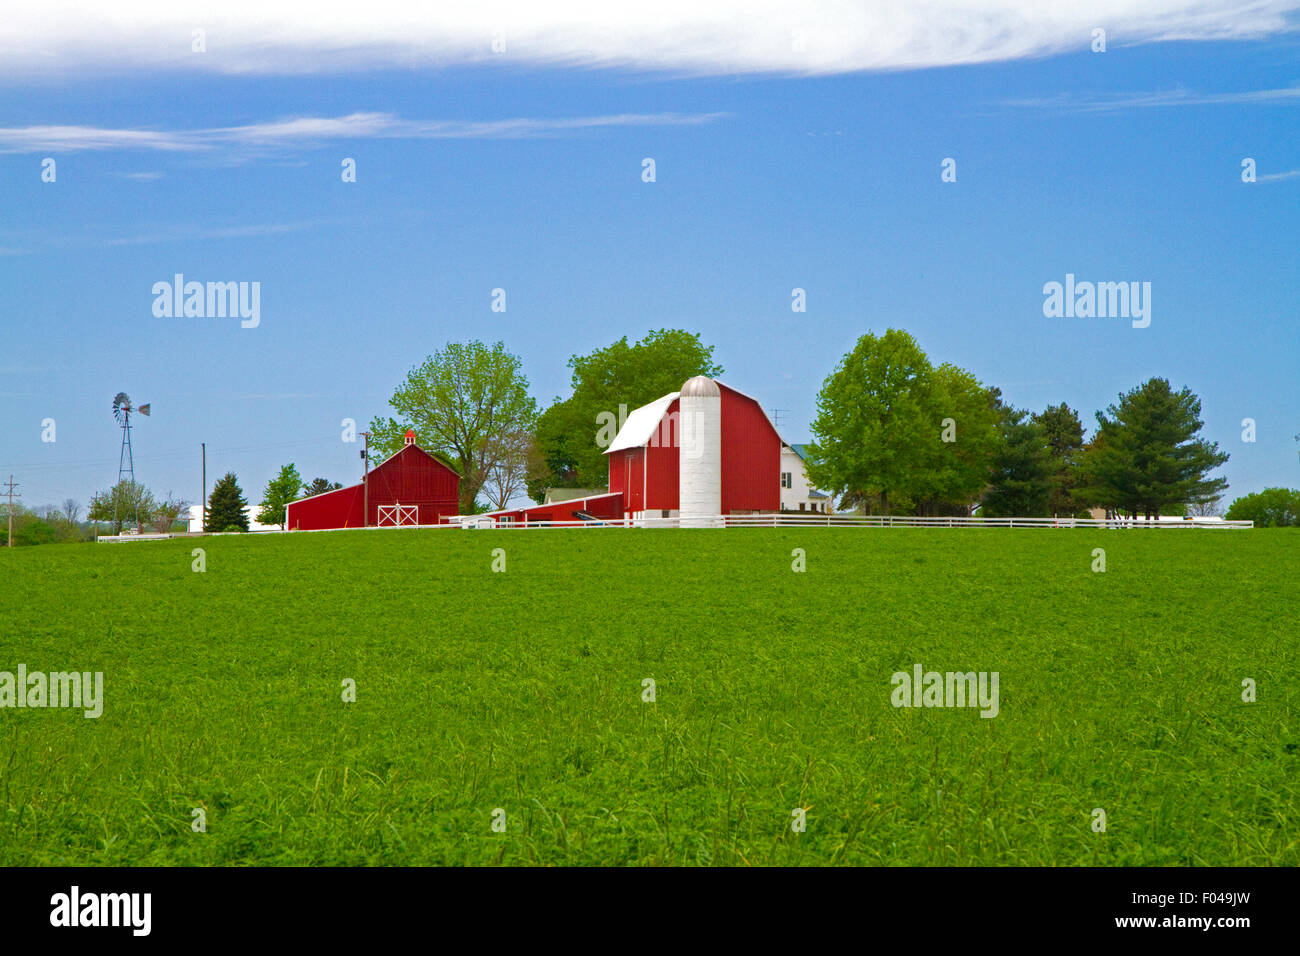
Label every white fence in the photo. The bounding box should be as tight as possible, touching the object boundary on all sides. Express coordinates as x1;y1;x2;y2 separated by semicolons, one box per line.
97;513;1252;540
450;514;1253;530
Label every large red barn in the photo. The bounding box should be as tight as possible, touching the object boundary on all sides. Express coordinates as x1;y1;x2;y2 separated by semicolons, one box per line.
286;430;460;530
484;377;781;524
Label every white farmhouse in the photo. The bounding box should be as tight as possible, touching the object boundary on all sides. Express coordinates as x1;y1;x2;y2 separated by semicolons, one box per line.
780;442;832;513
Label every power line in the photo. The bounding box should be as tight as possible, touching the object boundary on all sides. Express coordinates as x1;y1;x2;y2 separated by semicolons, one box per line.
4;475;18;548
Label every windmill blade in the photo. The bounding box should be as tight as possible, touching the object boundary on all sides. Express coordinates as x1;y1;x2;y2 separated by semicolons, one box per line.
112;391;131;422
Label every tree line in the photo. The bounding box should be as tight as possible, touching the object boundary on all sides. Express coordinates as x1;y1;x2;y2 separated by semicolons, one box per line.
364;328;1247;521
13;325;1286;545
805;329;1230;519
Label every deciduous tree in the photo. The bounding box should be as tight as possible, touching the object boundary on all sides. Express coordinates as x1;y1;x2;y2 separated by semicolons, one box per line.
368;341;538;513
805;329;938;516
88;480;156;534
529;329;724;501
1225;488;1299;526
257;464;303;529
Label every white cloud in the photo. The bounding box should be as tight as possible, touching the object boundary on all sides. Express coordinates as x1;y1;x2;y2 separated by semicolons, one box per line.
1259;167;1300;181
1002;84;1300;111
0;111;726;154
1;2;1296;77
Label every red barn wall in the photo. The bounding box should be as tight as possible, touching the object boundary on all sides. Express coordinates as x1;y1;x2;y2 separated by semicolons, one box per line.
644;398;680;512
286;484;364;530
494;492;624;524
286;444;460;530
609;447;646;514
364;445;460;525
719;385;780;513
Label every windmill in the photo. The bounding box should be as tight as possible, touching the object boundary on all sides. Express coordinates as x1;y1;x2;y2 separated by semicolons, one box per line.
112;392;150;531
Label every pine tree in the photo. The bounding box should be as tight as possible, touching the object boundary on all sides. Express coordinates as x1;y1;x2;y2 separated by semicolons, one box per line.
981;406;1053;517
1081;379;1228;518
1033;403;1087;516
206;472;249;532
303;477;342;497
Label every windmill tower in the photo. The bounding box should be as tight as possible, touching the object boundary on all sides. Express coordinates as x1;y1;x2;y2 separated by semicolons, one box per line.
112;392;150;530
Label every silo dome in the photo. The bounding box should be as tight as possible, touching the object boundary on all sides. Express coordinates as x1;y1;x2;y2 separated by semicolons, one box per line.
680;375;721;398
678;376;722;527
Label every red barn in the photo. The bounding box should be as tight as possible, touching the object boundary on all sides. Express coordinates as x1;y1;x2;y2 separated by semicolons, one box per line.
483;377;781;524
286;430;460;530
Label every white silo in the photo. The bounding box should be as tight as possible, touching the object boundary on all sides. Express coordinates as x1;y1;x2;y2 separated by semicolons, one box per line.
678;375;722;527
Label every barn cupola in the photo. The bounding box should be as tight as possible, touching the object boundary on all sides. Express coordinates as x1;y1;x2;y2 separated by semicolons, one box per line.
404;429;416;447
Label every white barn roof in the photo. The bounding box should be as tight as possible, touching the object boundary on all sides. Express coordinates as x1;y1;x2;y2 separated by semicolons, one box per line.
603;379;776;454
605;391;680;453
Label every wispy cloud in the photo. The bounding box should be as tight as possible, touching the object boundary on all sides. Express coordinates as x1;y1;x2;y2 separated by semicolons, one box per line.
1259;167;1300;182
113;171;165;180
101;221;322;247
0;111;727;154
4;220;324;252
0;2;1296;78
1001;85;1300;112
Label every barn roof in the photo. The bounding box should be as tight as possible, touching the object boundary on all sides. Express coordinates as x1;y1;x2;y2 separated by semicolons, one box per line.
604;379;776;454
287;440;459;508
605;391;680;453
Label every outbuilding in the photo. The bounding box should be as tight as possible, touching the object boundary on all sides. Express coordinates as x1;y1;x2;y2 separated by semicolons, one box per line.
286;430;460;530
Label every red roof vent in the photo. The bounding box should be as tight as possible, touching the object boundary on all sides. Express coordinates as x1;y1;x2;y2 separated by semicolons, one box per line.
404;429;416;446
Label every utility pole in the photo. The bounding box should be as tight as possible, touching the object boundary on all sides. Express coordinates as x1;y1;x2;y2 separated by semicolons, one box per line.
361;431;371;527
201;442;206;532
4;475;18;547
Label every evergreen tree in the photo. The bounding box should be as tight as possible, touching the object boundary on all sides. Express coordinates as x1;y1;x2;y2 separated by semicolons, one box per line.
981;406;1053;517
257;463;303;529
303;477;342;497
206;472;249;532
1080;378;1228;518
1033;403;1087;515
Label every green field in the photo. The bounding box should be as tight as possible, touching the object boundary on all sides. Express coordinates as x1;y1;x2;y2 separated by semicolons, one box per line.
1;528;1296;866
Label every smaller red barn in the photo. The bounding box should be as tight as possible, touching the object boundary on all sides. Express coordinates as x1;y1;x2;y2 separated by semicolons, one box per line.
286;430;460;530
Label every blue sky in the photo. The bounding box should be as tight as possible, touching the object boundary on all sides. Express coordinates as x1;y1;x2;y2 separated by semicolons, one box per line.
1;3;1297;512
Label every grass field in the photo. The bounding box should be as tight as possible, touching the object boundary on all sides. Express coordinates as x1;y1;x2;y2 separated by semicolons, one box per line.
1;527;1296;866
